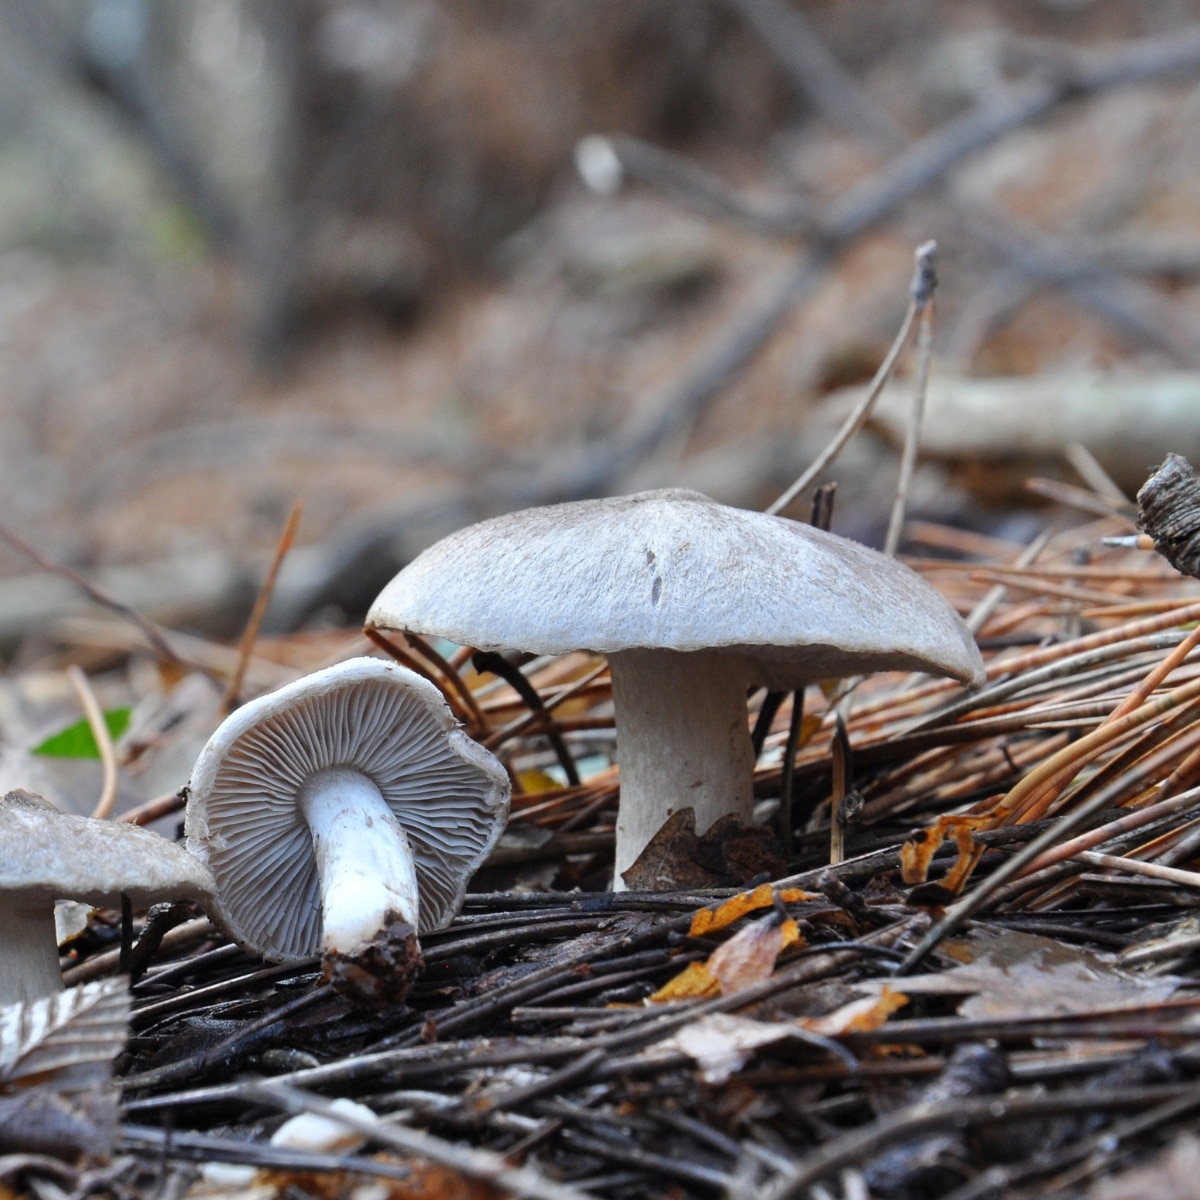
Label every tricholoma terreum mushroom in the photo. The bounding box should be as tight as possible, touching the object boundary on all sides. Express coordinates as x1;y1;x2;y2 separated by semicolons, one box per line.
366;489;984;887
185;657;510;1001
0;789;217;1005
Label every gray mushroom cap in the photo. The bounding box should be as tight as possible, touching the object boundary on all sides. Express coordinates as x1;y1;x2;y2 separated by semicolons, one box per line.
185;657;511;963
0;789;215;908
366;489;984;686
0;789;217;1004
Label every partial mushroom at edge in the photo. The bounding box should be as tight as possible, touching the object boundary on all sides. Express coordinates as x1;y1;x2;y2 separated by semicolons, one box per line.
0;789;217;1005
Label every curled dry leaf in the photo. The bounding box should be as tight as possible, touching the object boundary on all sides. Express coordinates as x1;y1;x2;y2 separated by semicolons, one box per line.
665;1013;799;1085
901;813;988;893
659;987;908;1085
649;913;803;1002
798;984;909;1037
707;915;803;993
689;884;816;937
648;960;721;1003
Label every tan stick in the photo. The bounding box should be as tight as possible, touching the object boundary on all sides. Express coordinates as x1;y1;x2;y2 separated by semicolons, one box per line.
117;788;186;826
883;244;937;557
1079;850;1200;890
67;664;119;820
767;303;916;517
223;498;304;712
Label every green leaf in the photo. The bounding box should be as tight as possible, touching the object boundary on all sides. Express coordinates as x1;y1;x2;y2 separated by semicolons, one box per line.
33;708;132;759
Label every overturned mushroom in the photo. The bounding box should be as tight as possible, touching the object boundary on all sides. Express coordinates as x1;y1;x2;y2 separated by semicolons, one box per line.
185;657;510;1002
0;789;216;1005
366;489;984;886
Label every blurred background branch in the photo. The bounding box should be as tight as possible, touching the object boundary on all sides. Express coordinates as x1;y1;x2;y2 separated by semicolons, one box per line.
0;0;1200;644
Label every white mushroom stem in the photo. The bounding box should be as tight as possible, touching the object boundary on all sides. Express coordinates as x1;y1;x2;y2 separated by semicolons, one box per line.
609;649;755;889
0;903;65;1006
297;768;421;957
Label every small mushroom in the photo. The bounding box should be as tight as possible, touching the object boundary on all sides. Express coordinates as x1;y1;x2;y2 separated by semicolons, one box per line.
0;789;217;1005
366;489;984;886
184;657;510;1002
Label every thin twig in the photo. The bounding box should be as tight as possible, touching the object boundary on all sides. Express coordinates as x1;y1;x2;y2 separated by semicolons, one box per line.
483;659;609;752
0;521;186;669
722;0;905;152
564;25;1200;494
223;497;303;712
1079;850;1200;890
117;788;186;826
779;689;804;857
884;242;938;557
1065;441;1132;505
406;632;488;734
829;715;851;866
767;293;917;517
364;627;479;730
762;1084;1200;1200
965;529;1054;635
473;650;580;786
67;664;119;820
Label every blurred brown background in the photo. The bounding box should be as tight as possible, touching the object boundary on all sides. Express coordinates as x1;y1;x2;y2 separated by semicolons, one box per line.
0;0;1199;648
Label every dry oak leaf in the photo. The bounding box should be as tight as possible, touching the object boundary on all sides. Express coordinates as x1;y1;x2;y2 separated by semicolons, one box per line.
621;809;786;891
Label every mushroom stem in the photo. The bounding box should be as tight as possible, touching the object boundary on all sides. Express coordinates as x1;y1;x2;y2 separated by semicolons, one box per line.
0;903;64;1005
298;768;421;957
609;649;755;889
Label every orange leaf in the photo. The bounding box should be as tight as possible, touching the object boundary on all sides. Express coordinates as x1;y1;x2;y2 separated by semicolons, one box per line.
263;1159;501;1200
648;961;721;1003
690;884;773;936
654;913;808;1002
689;885;816;936
901;813;989;887
801;984;908;1036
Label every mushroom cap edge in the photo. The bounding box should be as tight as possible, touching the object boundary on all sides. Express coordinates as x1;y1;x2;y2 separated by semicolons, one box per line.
367;489;985;687
0;789;216;909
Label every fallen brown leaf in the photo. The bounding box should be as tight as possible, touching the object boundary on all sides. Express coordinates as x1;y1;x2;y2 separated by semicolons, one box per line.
620;809;786;891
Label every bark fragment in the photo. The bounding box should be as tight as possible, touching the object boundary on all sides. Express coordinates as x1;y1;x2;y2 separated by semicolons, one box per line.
1137;453;1200;579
